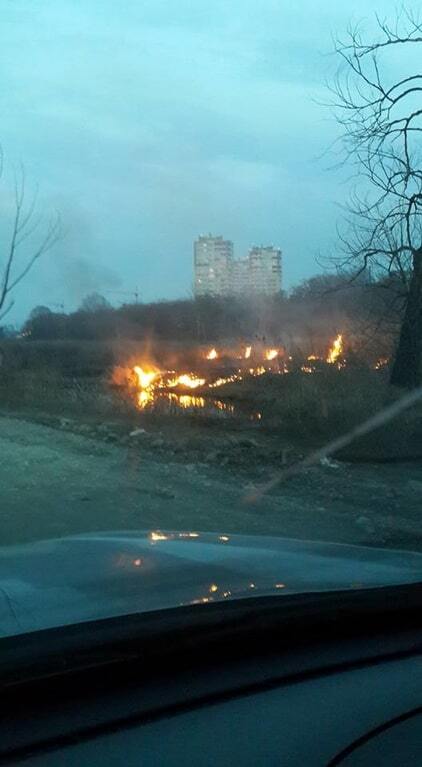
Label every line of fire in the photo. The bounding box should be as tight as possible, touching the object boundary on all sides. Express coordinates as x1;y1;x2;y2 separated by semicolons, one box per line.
111;335;389;417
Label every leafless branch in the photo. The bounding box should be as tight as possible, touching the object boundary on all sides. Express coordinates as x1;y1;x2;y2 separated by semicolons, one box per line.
328;8;422;388
0;162;61;318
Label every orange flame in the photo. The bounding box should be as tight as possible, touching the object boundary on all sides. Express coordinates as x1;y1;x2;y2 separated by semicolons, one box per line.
133;366;158;389
137;389;155;409
265;349;278;361
244;345;252;359
172;373;206;389
206;348;218;360
178;394;205;408
326;334;343;365
209;373;242;388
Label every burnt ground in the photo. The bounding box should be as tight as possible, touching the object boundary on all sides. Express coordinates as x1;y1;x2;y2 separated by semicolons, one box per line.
1;413;422;552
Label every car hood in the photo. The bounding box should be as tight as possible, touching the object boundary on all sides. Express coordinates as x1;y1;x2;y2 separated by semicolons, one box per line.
0;531;421;636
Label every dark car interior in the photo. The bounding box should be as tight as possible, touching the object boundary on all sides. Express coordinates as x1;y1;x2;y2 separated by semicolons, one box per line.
0;583;420;766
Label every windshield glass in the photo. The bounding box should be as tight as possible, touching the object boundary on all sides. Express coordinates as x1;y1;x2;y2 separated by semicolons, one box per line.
0;0;421;636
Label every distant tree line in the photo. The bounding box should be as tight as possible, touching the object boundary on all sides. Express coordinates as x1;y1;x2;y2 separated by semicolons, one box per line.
20;274;402;359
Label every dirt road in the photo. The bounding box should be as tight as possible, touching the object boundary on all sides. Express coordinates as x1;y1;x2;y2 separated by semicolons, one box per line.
1;415;421;551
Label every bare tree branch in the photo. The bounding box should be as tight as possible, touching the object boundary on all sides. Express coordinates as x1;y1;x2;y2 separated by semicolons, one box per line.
0;160;61;318
329;8;422;387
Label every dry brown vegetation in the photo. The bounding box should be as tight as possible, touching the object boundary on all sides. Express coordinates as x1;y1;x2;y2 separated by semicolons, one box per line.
1;355;421;464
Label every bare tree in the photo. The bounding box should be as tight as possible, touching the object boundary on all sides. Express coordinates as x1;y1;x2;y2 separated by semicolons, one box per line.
79;292;111;312
0;154;60;321
331;8;422;387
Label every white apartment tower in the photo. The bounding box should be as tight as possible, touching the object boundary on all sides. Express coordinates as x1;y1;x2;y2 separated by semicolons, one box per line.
193;235;282;297
248;246;282;295
231;259;250;296
194;235;233;297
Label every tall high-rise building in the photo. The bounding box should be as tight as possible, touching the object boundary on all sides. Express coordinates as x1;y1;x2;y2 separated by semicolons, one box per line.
248;246;282;295
231;259;250;296
193;235;282;297
194;235;233;296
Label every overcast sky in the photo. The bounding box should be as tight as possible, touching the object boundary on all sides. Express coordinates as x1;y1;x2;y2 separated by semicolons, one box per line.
0;0;409;322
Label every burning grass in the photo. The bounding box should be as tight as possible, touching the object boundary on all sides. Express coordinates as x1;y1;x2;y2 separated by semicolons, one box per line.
1;365;421;462
108;334;368;429
2;335;422;463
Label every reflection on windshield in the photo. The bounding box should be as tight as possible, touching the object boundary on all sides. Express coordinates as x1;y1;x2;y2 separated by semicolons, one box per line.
0;531;421;638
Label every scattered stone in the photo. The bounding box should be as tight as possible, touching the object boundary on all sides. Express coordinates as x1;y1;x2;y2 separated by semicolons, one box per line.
356;515;376;534
59;418;72;429
320;457;341;469
151;437;165;448
155;488;176;499
129;428;147;438
101;421;120;431
237;438;260;449
97;424;111;434
205;450;219;463
77;424;93;435
104;433;119;443
243;483;258;498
